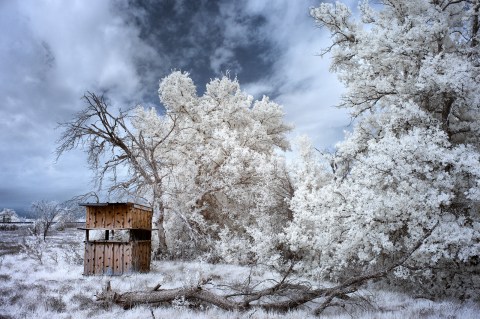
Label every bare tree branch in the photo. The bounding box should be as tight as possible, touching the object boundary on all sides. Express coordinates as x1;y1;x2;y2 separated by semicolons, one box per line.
57;92;175;254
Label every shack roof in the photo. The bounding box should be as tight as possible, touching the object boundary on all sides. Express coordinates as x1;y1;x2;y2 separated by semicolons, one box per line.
78;202;152;211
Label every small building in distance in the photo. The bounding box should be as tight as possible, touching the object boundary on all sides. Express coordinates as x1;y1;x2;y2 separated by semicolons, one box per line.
79;202;153;275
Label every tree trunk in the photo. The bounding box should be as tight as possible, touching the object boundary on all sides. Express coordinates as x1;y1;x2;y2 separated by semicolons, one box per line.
110;286;241;310
43;221;50;241
154;203;168;258
441;94;454;138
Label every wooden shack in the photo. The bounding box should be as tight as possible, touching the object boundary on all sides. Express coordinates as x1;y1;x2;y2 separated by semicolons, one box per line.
79;202;152;275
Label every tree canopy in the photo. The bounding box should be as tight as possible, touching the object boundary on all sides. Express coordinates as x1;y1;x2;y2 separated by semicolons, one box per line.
58;0;480;301
283;0;480;298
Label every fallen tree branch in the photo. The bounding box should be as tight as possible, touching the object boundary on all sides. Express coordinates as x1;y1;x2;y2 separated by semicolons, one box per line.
96;224;438;315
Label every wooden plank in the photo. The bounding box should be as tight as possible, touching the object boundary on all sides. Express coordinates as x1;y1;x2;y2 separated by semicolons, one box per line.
140;210;143;229
107;211;110;228
89;242;96;275
83;244;87;275
92;243;98;275
94;243;105;275
137;241;149;272
134;208;140;229
86;207;92;228
145;210;150;229
142;242;150;272
84;242;92;275
114;205;120;228
141;242;146;271
104;243;113;275
134;243;139;272
99;207;106;228
144;210;148;229
131;243;137;272
137;242;142;271
113;243;123;275
139;208;144;228
124;243;132;273
84;242;91;275
105;206;114;229
92;207;97;228
136;242;143;272
129;207;135;229
135;241;140;272
91;243;97;275
84;243;89;275
121;205;127;228
140;243;145;272
129;207;134;229
139;209;144;229
125;206;133;229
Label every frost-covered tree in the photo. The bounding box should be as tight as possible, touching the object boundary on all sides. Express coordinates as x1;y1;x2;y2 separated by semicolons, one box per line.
312;0;480;144
58;72;292;258
31;200;65;241
138;72;292;259
285;0;480;298
0;208;20;223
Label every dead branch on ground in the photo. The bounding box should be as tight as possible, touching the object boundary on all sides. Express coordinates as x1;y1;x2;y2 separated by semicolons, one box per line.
96;224;437;315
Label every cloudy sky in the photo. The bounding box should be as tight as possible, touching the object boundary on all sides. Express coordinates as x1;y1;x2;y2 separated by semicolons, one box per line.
0;0;351;214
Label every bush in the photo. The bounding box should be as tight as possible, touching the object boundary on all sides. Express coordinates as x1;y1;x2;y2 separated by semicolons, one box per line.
20;232;50;265
45;296;66;313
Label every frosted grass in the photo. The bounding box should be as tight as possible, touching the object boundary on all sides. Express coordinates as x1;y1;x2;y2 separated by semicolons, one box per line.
0;228;478;319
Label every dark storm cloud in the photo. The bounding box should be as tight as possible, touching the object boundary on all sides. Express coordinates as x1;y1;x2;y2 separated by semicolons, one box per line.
120;0;274;102
0;0;350;214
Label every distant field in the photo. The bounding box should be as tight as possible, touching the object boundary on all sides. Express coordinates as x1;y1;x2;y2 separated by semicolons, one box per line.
0;227;478;319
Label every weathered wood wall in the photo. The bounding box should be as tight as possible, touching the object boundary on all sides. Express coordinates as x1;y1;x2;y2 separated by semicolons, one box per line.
85;204;152;230
83;203;153;275
84;241;151;275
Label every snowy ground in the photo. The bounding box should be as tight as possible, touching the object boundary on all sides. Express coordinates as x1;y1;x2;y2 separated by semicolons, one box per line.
0;227;478;319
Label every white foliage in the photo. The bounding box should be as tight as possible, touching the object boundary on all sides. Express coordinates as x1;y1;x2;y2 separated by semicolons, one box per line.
134;71;293;259
286;0;480;297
